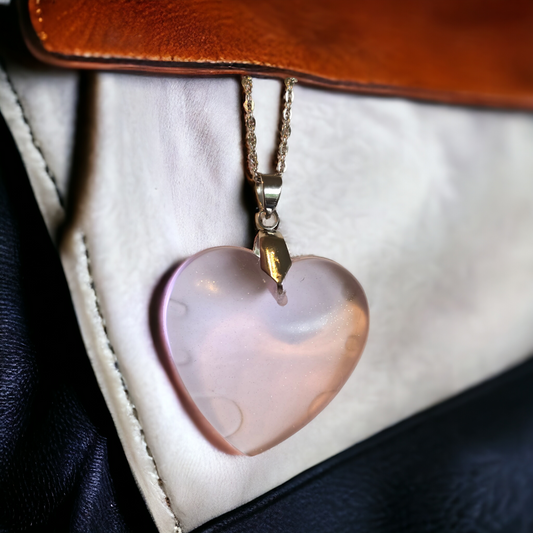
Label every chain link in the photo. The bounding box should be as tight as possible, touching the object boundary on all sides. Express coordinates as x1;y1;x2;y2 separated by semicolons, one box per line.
276;77;296;174
241;76;297;180
241;76;258;178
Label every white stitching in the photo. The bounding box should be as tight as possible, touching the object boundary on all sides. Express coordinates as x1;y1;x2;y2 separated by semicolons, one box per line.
81;234;182;533
1;60;65;208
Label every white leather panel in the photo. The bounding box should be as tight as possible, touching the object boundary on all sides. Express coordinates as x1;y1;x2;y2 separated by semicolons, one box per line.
2;59;79;200
2;64;533;532
0;59;77;235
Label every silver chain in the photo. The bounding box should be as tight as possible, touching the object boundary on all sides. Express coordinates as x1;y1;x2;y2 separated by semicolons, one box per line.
241;76;297;181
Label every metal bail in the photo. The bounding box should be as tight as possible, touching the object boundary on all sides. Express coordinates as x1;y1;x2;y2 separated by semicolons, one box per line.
253;229;292;287
254;173;283;214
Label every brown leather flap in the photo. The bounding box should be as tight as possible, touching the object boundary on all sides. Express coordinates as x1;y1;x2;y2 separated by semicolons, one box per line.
22;0;533;109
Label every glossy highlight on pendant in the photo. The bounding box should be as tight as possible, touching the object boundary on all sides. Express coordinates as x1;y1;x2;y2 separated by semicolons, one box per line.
159;246;369;456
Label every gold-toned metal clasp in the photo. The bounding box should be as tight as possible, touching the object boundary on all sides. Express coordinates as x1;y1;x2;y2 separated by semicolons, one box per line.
252;173;292;288
253;229;292;288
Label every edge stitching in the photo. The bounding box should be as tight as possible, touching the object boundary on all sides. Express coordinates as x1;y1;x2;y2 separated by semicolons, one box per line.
81;234;183;533
1;59;65;208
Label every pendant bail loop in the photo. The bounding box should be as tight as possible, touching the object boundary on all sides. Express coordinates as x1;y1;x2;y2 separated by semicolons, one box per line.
252;173;291;287
254;173;283;215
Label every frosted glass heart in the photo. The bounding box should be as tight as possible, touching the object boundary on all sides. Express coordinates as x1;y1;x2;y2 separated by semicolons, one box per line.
159;246;369;456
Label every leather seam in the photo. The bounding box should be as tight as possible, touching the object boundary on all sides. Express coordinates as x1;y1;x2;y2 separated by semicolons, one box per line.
1;58;180;532
35;0;46;41
81;233;182;533
0;60;64;208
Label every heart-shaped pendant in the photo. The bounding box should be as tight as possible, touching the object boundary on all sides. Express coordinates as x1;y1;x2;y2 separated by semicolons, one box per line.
158;246;369;456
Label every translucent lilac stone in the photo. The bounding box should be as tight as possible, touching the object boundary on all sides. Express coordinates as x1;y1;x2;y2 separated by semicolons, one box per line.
159;246;369;456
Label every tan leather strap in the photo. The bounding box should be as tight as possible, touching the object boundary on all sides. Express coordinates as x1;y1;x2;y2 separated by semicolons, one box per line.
22;0;533;110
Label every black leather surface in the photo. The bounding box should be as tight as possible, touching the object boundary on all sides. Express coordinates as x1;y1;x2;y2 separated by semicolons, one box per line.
0;112;158;533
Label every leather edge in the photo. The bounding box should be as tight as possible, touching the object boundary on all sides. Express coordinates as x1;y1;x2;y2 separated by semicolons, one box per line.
18;0;533;112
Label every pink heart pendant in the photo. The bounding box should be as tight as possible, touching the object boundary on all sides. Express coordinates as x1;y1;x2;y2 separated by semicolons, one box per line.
158;246;369;456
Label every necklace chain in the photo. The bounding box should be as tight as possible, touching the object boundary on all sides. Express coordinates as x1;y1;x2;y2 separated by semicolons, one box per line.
242;76;297;180
241;75;296;289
